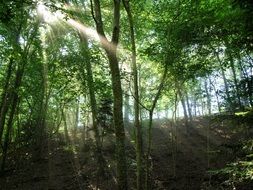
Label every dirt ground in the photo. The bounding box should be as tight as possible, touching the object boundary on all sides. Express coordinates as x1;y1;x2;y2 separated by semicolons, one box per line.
150;117;253;190
0;116;252;189
0;133;89;190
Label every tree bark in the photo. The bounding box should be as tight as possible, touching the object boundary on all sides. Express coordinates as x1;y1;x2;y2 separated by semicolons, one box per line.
185;91;193;122
0;58;14;143
177;87;189;132
1;58;26;172
123;1;143;189
124;93;130;123
228;52;243;110
204;79;211;115
209;78;221;113
214;49;233;112
224;40;243;110
145;66;168;190
79;33;105;180
1;92;19;171
237;56;253;107
91;0;128;189
62;109;70;143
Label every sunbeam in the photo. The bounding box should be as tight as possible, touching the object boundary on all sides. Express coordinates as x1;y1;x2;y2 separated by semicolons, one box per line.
37;3;63;23
36;1;133;83
67;19;100;42
36;2;119;56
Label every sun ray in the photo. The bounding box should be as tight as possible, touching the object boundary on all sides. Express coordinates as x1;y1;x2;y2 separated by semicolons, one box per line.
36;2;133;74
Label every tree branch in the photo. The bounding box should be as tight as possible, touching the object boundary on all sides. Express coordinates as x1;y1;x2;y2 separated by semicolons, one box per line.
92;0;107;40
89;0;97;25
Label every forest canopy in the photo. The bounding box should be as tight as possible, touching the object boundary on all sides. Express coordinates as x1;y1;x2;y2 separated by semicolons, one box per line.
0;0;253;190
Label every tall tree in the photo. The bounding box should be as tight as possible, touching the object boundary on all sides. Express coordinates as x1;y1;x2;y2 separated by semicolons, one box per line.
90;0;128;189
79;31;105;182
123;1;143;189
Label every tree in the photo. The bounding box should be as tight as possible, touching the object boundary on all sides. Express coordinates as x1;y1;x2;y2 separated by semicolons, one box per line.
122;1;143;189
79;31;105;183
90;0;128;189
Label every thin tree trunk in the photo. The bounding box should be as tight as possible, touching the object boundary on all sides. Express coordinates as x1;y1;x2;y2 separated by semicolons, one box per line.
237;54;253;107
145;111;153;190
79;33;105;181
229;54;243;110
181;96;189;127
204;79;211;115
220;67;232;111
123;1;143;189
124;93;130;123
74;99;79;140
1;58;26;172
224;41;243;110
172;92;178;122
145;66;168;190
214;49;233;112
1;93;19;172
0;58;14;143
177;88;189;132
34;30;49;160
0;26;22;144
62;109;70;143
209;78;221;113
193;98;197;116
172;92;178;177
185;91;193;122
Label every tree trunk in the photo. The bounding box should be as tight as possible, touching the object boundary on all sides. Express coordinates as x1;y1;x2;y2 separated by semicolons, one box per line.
145;66;168;190
123;1;143;189
237;55;253;107
172;92;178;177
79;33;105;180
34;30;49;160
172;92;178;121
229;54;243;110
178;88;189;132
185;91;193;122
225;41;243;110
1;93;19;172
62;109;70;143
145;111;153;190
0;26;22;144
107;50;128;189
124;93;130;123
0;58;14;143
193;98;197;116
209;78;221;113
74;99;79;139
1;58;25;172
204;79;211;115
91;0;128;188
221;67;232;110
215;50;233;112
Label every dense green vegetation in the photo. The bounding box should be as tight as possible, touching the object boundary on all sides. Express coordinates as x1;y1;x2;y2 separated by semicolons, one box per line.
0;0;252;189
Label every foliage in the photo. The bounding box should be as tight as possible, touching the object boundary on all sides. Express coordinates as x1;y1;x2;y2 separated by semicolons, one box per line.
209;139;253;188
0;0;253;189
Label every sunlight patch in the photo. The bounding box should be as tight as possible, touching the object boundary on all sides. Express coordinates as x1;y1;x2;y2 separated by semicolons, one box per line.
37;2;64;23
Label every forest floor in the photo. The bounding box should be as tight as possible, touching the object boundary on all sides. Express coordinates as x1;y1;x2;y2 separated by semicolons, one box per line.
0;115;253;189
0;133;90;190
149;115;253;190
